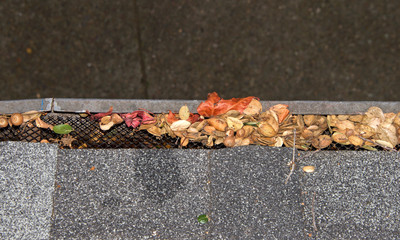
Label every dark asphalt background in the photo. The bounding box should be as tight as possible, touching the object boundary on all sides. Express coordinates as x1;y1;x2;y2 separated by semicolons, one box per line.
1;1;400;101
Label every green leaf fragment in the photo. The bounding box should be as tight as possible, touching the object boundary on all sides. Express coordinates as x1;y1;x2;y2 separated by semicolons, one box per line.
197;214;209;224
362;145;377;151
244;121;259;126
53;124;73;134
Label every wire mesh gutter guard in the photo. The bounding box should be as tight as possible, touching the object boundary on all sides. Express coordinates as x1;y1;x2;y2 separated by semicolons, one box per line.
1;99;400;151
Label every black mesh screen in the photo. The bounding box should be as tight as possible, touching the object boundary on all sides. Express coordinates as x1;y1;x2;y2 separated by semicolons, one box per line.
0;113;398;150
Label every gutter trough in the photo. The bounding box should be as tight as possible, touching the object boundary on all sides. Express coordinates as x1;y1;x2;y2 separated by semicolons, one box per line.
1;99;400;239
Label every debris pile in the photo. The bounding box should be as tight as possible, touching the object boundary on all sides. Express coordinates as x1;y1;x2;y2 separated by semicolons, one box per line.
1;92;399;151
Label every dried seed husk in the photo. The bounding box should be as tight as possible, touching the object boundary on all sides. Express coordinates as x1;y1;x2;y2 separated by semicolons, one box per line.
316;116;328;129
100;116;112;125
206;135;214;147
100;121;114;131
170;120;191;132
355;124;375;138
174;131;185;138
242;125;254;138
336;120;355;131
274;137;283;147
0;117;8;128
260;110;279;124
243;99;262;116
236;128;246;138
303;115;317;126
337;115;349;121
139;123;156;130
301;129;314;139
303;166;315;173
35;118;53;130
187;127;199;133
226;117;243;132
212;130;226;138
111;113;124;124
207;117;227;131
179;105;190;120
258;121;277;137
375;125;398;147
332;132;349;144
180;136;189;147
204;125;216;134
311;135;332;149
215;137;225;145
22;111;42;122
348;135;364;146
10;113;23;126
393;112;400;126
374;139;394;149
226;129;235;137
223;136;235;147
195;120;207;131
349;114;364;123
235;137;251;147
147;125;164;137
365;106;385;121
224;110;241;118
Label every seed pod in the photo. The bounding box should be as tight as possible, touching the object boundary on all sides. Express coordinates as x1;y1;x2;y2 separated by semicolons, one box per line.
170;120;191;132
100;116;112;125
236;128;246;138
0;117;8;128
332;132;349;144
207;117;227;131
226;129;235;137
348;135;364;146
303;166;315;173
204;125;216;134
303;115;316;126
311;135;332;149
10;113;23;126
242;125;254;138
258;121;277;137
223;136;235;147
111;113;124;124
179;105;190;120
226;117;243;132
243;99;262;116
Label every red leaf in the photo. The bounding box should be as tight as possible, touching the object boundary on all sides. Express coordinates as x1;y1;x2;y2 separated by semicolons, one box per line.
121;110;155;128
167;111;179;124
187;113;201;124
88;106;113;121
197;92;255;117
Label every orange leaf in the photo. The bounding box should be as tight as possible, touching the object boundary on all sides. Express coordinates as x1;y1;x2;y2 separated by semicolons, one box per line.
270;104;290;123
197;92;255;117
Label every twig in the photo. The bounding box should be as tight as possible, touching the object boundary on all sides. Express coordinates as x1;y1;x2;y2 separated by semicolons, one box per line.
312;191;318;232
285;129;296;184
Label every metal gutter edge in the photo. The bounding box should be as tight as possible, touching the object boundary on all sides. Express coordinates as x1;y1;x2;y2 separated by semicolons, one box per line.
0;98;399;115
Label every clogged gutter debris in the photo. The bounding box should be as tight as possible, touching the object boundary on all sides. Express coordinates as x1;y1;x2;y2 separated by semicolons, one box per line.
1;92;400;150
